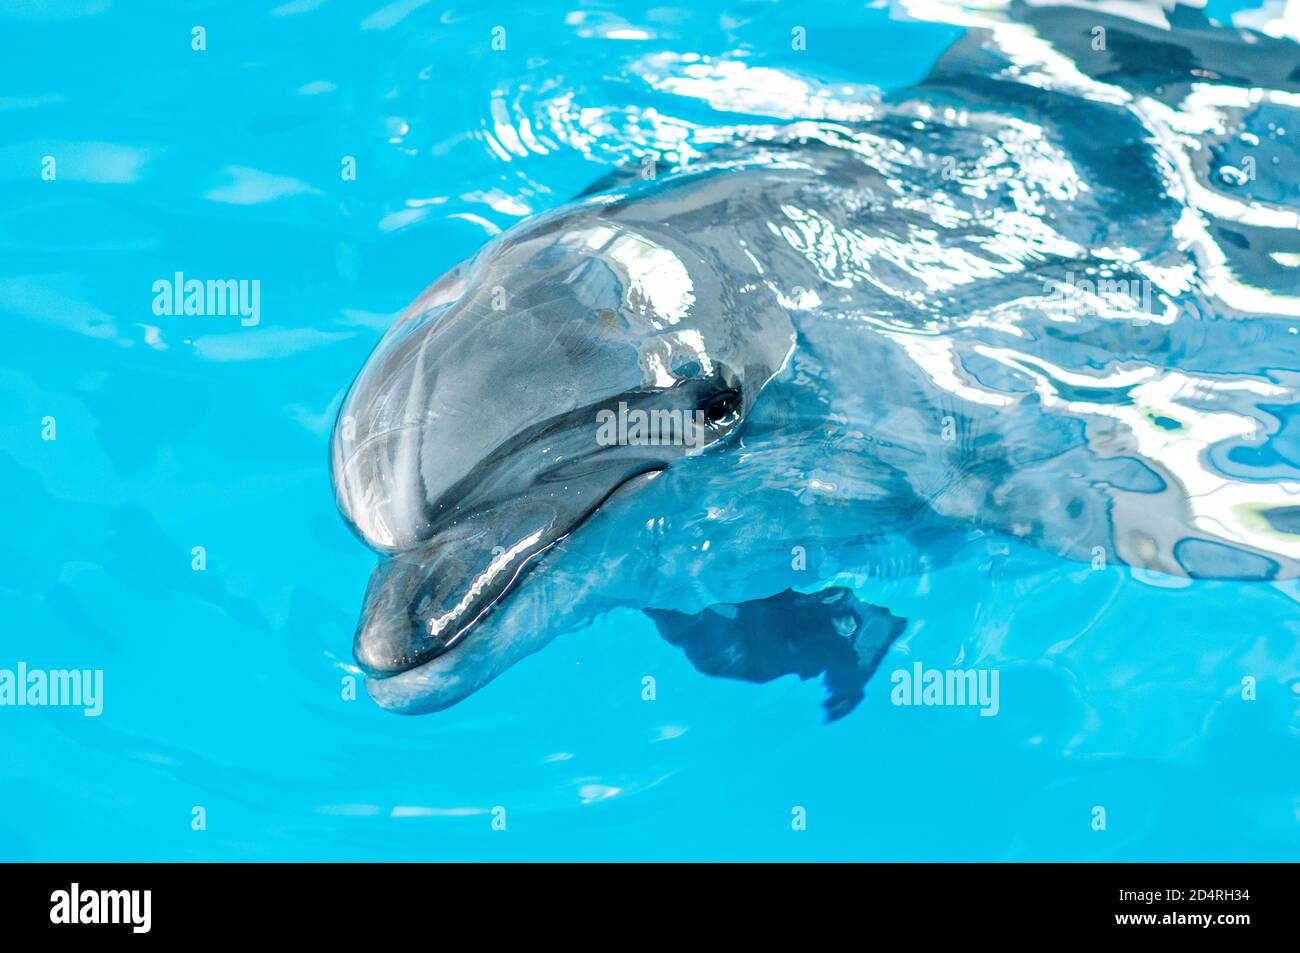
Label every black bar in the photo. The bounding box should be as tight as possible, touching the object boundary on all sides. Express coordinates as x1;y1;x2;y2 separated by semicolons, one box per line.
0;862;1288;940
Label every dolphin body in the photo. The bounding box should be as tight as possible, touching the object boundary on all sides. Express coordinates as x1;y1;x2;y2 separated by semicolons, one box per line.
332;8;1300;714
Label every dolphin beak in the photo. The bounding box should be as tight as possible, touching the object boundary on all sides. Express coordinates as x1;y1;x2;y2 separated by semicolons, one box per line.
344;385;679;680
352;501;562;676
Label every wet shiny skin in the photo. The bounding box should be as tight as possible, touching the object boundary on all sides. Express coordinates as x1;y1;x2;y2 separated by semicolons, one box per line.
338;9;1300;716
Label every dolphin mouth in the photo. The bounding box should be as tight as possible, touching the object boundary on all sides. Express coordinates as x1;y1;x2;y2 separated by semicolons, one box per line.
352;513;560;678
353;468;663;679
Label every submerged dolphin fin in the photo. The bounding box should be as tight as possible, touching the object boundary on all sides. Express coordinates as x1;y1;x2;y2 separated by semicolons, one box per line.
645;587;906;721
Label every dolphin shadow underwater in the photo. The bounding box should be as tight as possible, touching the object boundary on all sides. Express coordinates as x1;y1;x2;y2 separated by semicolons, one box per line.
647;588;907;721
330;7;1300;716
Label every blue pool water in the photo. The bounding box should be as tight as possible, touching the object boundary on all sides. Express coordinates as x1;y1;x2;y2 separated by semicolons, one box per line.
3;0;1299;861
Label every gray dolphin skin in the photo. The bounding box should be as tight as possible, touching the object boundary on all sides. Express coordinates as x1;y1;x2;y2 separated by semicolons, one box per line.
332;8;1300;714
332;180;796;678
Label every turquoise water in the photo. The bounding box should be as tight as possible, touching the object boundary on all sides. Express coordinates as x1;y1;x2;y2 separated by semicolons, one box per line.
3;0;1299;861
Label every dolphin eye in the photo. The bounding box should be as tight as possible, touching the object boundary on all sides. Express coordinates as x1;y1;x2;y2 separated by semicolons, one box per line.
699;389;741;429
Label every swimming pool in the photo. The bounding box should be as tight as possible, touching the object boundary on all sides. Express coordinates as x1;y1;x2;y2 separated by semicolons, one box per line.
2;0;1298;861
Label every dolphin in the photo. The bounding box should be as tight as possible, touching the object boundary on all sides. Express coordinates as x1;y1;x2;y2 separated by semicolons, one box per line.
331;6;1300;713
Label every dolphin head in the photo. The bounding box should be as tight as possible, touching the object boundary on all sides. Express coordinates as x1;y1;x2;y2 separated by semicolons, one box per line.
332;195;795;691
